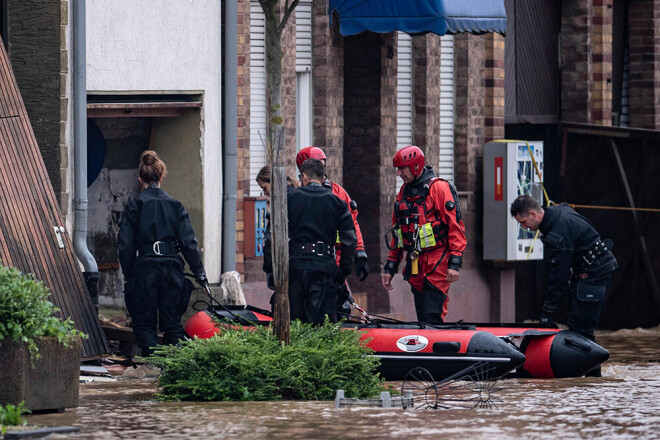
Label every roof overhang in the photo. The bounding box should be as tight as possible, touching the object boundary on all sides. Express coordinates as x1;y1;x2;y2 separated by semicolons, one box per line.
329;0;507;37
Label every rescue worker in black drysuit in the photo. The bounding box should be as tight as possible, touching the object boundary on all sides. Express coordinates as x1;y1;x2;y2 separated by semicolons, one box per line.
118;150;207;357
511;195;617;375
255;164;300;297
265;158;356;324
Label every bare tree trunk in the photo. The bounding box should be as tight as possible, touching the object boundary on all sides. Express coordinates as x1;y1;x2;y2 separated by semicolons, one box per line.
259;0;299;344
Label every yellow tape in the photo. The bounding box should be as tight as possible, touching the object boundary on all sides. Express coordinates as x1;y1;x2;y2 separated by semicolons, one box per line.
491;139;551;206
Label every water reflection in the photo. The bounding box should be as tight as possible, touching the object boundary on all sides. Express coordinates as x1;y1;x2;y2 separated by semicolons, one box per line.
26;328;660;439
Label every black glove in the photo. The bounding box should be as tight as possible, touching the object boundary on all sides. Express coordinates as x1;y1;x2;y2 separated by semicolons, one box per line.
383;259;399;276
195;274;209;288
266;273;275;290
355;258;369;281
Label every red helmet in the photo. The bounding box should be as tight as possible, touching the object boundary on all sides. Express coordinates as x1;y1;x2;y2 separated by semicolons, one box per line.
393;145;425;175
296;146;326;170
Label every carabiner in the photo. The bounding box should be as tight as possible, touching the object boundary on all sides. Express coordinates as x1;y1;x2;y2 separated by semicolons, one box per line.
384;228;398;250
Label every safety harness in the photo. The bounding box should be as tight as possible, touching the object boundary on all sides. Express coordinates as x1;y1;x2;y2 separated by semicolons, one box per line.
386;176;462;255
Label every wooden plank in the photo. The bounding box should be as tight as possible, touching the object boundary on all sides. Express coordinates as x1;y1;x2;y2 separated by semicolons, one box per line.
0;36;109;356
88;107;186;118
87;101;202;109
1;117;82;330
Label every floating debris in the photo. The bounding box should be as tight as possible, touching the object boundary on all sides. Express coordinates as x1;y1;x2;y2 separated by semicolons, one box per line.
335;390;413;408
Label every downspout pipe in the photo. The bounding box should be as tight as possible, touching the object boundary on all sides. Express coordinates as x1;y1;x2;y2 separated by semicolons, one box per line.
222;0;238;273
73;0;99;309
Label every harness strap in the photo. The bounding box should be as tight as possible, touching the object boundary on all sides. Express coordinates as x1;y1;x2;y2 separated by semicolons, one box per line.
137;240;180;257
290;241;335;257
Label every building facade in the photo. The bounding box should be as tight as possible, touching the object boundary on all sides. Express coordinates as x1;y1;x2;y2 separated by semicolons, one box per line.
3;0;657;325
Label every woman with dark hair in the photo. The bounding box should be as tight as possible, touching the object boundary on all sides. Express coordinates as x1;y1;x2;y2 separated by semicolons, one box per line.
118;150;207;356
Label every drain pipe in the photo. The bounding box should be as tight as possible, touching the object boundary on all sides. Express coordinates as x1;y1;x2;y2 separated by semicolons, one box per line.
73;0;99;310
222;0;238;273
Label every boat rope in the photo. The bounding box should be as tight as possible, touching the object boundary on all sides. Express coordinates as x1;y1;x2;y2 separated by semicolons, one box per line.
564;203;660;212
491;140;659;260
491;139;660;213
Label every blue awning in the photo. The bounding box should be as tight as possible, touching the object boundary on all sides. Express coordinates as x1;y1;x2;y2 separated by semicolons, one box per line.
329;0;507;37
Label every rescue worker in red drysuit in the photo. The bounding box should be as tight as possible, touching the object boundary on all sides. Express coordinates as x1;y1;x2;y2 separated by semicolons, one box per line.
296;147;369;281
382;145;466;324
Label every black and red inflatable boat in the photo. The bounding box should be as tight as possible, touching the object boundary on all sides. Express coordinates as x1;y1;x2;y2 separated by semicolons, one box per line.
184;306;609;381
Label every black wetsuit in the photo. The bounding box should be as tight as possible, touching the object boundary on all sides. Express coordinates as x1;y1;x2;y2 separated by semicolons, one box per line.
118;185;205;355
268;182;356;324
538;204;618;341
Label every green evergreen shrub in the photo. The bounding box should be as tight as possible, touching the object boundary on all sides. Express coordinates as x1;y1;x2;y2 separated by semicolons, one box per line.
0;264;86;356
0;401;30;431
150;319;387;401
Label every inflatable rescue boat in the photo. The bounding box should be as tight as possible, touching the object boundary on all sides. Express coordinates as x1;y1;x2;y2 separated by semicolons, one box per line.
184;305;609;381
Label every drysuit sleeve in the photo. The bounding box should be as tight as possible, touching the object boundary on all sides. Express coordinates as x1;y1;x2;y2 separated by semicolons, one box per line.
541;231;574;316
385;188;404;273
177;204;205;279
332;183;365;254
432;180;466;270
117;199;139;278
337;201;357;277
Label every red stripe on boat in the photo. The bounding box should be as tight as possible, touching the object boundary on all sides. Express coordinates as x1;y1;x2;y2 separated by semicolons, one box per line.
522;335;555;378
359;328;473;354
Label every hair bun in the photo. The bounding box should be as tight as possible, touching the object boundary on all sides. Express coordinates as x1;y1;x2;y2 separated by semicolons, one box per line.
140;150;158;165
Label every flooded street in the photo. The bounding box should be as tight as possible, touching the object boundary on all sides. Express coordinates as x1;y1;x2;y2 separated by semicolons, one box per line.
25;328;660;439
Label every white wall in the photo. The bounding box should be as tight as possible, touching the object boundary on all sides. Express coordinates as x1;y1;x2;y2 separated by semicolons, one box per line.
85;0;223;281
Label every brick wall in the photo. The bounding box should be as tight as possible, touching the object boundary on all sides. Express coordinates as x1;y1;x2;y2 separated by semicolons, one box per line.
7;0;67;213
454;34;485;270
342;31;397;313
559;0;615;126
628;0;660;129
485;33;505;142
312;0;344;183
591;0;613;126
236;0;250;276
412;34;441;167
561;0;592;123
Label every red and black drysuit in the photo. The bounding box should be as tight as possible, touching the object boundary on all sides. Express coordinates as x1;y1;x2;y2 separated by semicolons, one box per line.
384;166;466;324
322;179;369;276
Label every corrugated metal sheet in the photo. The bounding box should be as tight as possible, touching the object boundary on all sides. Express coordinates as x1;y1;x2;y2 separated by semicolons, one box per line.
438;34;455;182
0;39;109;357
504;0;559;123
396;32;413;194
295;0;313;73
249;0;267;196
296;0;313;149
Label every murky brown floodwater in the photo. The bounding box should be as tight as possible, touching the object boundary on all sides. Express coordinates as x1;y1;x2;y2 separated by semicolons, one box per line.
24;327;660;440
